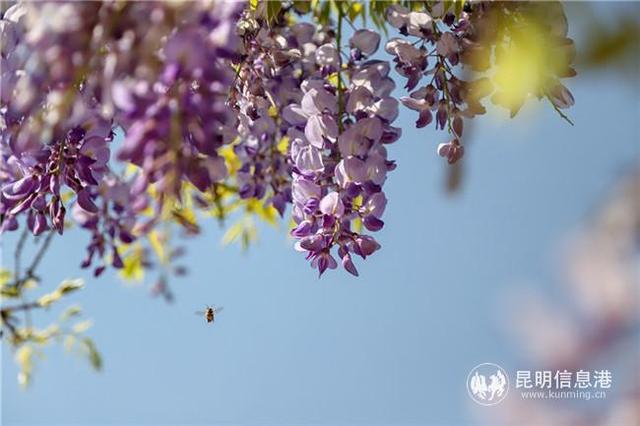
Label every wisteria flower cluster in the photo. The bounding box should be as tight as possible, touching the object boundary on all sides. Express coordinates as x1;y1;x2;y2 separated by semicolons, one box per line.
385;1;576;163
284;28;402;275
1;1;241;274
1;0;577;278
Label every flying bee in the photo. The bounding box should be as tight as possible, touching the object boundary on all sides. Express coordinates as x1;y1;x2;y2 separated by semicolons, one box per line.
195;305;223;324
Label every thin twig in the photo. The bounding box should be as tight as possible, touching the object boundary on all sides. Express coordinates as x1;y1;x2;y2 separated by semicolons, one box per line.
1;302;40;313
336;2;344;134
14;227;28;279
546;95;575;126
22;230;55;287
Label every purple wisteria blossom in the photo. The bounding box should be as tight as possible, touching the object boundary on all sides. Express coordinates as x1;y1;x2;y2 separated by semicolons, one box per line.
0;1;578;279
385;2;576;164
285;30;400;277
1;1;241;273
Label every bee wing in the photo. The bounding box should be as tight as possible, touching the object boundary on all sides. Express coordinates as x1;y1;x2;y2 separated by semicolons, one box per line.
194;311;205;316
213;306;224;314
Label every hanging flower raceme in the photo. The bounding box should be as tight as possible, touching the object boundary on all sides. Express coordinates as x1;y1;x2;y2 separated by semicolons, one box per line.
385;4;484;164
110;2;241;200
229;10;338;217
284;27;400;276
385;2;576;164
0;1;242;274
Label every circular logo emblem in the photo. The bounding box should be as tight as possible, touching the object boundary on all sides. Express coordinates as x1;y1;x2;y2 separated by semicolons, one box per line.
466;363;509;406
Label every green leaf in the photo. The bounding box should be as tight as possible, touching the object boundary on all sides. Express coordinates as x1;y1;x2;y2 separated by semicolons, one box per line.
59;305;82;321
347;2;364;22
0;268;12;286
119;246;145;282
58;279;84;295
455;0;466;19
38;279;84;307
63;335;75;351
1;286;20;298
38;292;61;308
16;345;34;388
292;0;311;14
81;337;102;371
316;0;332;27
266;1;282;24
222;221;245;246
72;320;93;334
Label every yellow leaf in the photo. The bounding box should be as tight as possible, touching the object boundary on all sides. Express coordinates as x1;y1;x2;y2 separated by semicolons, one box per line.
16;345;34;388
64;335;76;351
277;136;290;155
171;208;200;234
220;145;241;175
0;268;11;286
327;72;339;88
348;2;363;21
22;278;38;289
58;279;84;295
353;217;363;233
119;248;144;282
148;231;166;263
38;292;61;308
60;305;82;321
246;199;278;226
222;221;245;246
72;320;93;334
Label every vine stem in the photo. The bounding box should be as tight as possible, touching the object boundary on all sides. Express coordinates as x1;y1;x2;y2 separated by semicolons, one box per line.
1;302;40;314
14;227;28;279
18;230;55;290
336;2;344;134
546;95;575;126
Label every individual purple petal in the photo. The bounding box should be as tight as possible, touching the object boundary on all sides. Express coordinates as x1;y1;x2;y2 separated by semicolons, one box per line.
300;234;324;252
373;98;399;122
282;104;308;126
206;156;229;181
320;192;345;217
400;96;429;111
416;109;433;128
436;32;459;57
292;177;321;204
112;247;124;269
76;189;99;213
2;176;36;200
437;139;465;164
335;157;367;187
342;252;359;276
436;100;448;130
291;220;313;238
354;236;381;259
315;43;339;68
314;251;338;277
365;192;387;218
305;115;326;149
350;29;381;56
363;216;384;231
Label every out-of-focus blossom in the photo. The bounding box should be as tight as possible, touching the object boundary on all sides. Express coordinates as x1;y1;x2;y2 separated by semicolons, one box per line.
385;1;576;164
491;172;640;426
0;1;241;273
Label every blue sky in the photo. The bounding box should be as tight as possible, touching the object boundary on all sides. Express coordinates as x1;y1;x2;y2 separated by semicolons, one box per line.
1;3;639;425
